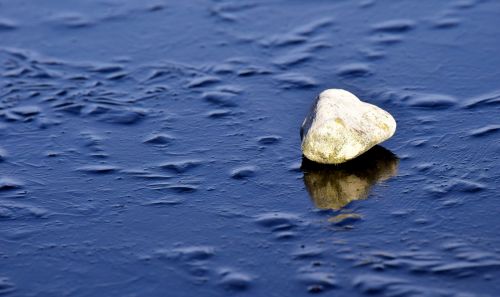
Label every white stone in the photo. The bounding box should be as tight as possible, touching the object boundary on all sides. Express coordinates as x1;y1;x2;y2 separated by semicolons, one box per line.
301;89;396;164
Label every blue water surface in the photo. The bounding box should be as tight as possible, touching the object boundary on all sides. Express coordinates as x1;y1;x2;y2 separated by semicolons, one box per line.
1;0;499;296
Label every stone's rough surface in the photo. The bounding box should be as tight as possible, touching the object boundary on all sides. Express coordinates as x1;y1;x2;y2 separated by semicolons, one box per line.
301;89;396;164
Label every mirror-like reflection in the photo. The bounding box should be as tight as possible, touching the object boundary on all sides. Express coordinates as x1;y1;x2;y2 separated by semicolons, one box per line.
301;146;399;210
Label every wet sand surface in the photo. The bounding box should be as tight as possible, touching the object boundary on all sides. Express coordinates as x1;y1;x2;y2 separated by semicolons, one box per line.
1;0;499;296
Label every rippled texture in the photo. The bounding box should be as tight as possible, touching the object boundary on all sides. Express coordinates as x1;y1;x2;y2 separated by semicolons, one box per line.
0;0;499;296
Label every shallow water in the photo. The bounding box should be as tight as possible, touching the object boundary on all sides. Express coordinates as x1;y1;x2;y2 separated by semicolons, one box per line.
1;0;499;296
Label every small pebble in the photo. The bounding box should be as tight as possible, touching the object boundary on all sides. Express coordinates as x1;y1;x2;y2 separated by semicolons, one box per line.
301;89;396;164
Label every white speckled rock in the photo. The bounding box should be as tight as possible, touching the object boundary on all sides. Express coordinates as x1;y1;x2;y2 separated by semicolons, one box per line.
301;89;396;164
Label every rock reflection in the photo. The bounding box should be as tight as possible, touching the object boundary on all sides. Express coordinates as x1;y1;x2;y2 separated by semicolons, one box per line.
301;146;399;210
